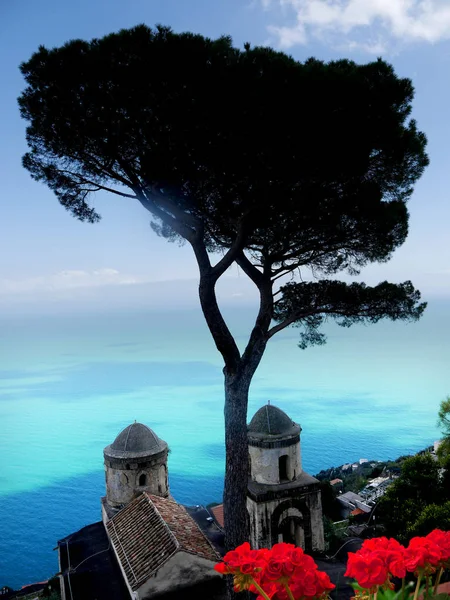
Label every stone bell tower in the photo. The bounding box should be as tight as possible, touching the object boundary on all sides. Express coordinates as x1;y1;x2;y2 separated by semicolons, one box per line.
103;422;169;510
247;404;324;553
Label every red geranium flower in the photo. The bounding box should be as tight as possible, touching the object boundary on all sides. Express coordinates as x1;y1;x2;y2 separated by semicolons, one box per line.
357;536;407;580
290;546;318;571
261;543;294;582
404;536;441;574
426;529;450;566
345;551;389;590
360;537;391;553
289;567;319;598
384;538;407;579
387;550;407;579
214;541;269;591
314;569;336;596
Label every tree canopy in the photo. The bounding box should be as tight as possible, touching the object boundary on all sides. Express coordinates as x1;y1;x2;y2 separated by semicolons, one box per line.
19;27;428;352
377;453;450;542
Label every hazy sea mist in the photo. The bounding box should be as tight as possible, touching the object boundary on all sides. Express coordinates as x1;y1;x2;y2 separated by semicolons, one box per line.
1;300;449;588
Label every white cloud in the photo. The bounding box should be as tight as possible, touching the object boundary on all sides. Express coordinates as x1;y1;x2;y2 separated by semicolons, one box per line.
263;0;450;52
268;23;308;46
0;268;140;295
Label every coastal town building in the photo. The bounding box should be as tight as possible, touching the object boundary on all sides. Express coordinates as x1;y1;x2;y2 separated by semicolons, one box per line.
103;422;169;510
359;476;392;502
246;404;325;553
336;491;372;519
58;422;224;600
57;404;325;599
104;493;220;599
330;478;344;493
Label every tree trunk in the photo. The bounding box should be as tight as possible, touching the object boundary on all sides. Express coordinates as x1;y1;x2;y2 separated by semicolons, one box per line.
223;370;252;552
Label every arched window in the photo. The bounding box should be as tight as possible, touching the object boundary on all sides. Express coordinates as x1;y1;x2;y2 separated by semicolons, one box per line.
279;455;289;482
139;473;146;486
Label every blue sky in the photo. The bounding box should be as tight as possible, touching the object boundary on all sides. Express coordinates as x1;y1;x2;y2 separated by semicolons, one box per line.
1;0;450;313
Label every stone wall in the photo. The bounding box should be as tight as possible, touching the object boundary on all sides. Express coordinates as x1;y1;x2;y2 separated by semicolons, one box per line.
104;449;168;507
249;441;302;485
247;485;324;553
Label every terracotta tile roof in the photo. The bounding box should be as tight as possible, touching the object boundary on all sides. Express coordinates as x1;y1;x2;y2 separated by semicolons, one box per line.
330;479;343;485
106;493;177;590
148;494;219;562
350;508;366;516
106;493;219;591
210;504;224;529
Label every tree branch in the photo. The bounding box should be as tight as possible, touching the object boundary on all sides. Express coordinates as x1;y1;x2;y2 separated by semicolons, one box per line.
190;232;212;274
240;276;274;377
270;244;360;281
198;273;241;372
61;170;138;199
209;215;252;281
267;311;312;338
65;150;135;190
234;252;265;287
86;182;137;199
271;269;292;283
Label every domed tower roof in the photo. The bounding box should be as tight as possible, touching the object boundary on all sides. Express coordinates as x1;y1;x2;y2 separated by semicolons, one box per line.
104;422;168;460
248;404;301;447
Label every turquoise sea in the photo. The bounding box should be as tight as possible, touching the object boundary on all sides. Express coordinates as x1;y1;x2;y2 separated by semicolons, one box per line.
1;301;449;589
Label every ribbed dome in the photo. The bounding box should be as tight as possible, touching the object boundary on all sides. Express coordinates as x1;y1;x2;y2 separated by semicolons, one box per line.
248;405;301;440
104;422;167;459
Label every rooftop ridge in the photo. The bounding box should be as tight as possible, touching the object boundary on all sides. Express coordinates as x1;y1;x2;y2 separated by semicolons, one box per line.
141;494;180;577
123;422;134;451
265;404;271;434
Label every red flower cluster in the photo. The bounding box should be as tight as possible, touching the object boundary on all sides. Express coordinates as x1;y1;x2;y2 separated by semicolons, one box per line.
345;530;450;591
345;537;406;590
214;542;335;600
404;537;441;575
215;531;450;599
405;530;450;575
424;529;450;569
